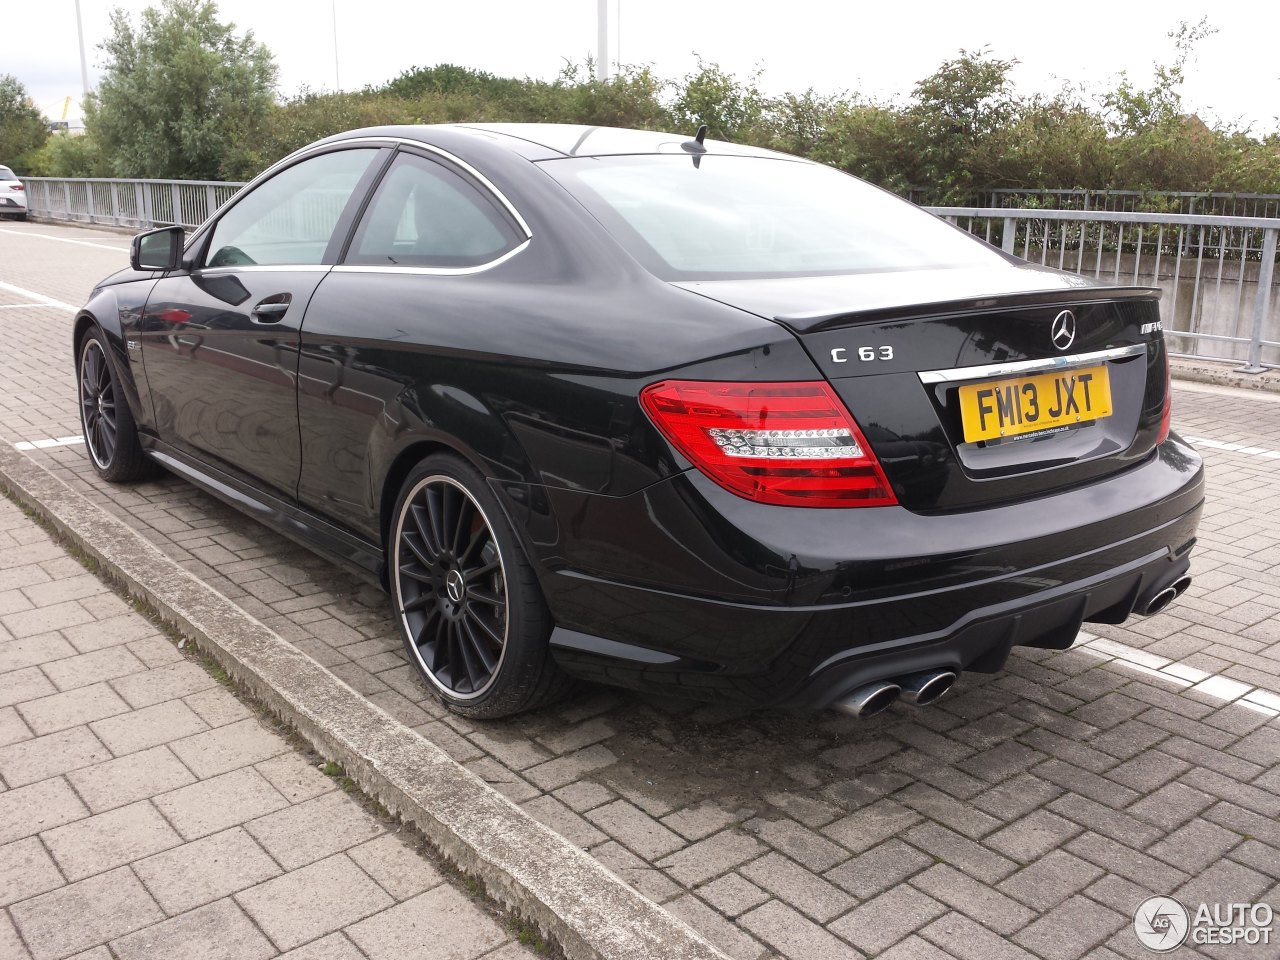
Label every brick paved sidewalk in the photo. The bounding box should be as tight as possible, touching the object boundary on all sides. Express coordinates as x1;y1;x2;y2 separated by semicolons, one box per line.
0;496;536;960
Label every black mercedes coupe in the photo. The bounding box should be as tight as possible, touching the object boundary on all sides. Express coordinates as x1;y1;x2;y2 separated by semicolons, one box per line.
74;123;1204;718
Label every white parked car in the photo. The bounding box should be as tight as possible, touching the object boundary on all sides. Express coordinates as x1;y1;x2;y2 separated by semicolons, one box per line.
0;166;28;221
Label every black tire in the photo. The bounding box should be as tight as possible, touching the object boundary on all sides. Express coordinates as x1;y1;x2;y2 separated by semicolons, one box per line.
77;329;153;482
388;453;573;719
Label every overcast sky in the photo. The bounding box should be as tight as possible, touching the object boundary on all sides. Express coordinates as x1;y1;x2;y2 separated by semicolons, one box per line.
14;1;1280;135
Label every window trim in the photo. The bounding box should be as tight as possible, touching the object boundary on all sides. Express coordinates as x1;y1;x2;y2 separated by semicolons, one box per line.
187;136;533;277
198;144;389;272
334;143;532;276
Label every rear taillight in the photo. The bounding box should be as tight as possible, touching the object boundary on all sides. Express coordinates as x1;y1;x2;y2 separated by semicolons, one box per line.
640;380;897;507
1156;347;1171;445
10;184;22;191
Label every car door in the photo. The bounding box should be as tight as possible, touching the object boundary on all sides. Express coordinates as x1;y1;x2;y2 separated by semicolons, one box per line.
295;147;529;536
138;146;386;499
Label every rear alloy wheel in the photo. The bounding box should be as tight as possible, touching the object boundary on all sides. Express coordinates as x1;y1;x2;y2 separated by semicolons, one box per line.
389;455;571;718
78;330;152;482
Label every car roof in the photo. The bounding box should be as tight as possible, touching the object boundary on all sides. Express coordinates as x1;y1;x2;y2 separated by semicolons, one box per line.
322;123;795;162
449;123;790;160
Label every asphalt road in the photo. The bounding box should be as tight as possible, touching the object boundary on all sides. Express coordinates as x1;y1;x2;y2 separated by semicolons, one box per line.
2;219;1278;960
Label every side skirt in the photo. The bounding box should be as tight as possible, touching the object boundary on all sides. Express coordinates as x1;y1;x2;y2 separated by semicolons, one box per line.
142;439;386;587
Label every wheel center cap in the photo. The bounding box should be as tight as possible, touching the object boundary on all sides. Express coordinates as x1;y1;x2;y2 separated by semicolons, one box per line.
445;569;466;604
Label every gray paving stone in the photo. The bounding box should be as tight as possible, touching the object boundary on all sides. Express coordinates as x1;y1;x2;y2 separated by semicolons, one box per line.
584;799;685;861
0;666;56;709
347;834;444;901
0;836;64;907
903;822;1017;885
821;799;920;854
743;817;848;872
1;602;95;642
0;633;75;675
739;899;861;960
245;789;385;870
88;699;210;756
697;872;770;918
9;866;163;960
0;725;111;788
155;767;291;840
41;646;146;692
345;885;509;960
1013;895;1127;960
920;911;1038;960
277;932;365;960
520;794;608;850
984;808;1082;862
657;829;765;887
42;799;181;881
0;909;30;960
824;837;933;900
830;884;948;955
236;854;394;951
110;898;275;960
997;850;1105;910
67;745;195;813
182;686;253;727
522;743;616;791
169;718;288;779
16;682;130;736
739;853;854;924
110;660;217;709
254;752;336;804
0;705;32;748
133;827;282;915
665;894;768;960
910;864;1036;936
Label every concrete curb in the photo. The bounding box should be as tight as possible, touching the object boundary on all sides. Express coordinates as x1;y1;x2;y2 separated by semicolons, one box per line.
0;443;730;960
1172;357;1280;394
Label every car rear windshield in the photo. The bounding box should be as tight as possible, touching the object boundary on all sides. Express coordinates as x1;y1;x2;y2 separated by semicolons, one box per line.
0;167;16;181
542;155;1006;280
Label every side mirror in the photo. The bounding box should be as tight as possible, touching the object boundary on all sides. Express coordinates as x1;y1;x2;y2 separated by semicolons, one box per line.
131;226;185;272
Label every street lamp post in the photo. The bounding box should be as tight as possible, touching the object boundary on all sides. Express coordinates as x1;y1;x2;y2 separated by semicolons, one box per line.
596;0;608;81
74;0;90;101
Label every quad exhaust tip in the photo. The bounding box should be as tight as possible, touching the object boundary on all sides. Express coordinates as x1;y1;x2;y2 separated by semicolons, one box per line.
1171;575;1192;597
833;681;900;719
1143;587;1177;616
899;670;957;707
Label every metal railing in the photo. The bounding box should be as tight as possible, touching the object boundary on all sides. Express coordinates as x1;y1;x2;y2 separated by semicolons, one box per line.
926;207;1280;372
18;176;1279;372
20;177;245;230
913;187;1280;219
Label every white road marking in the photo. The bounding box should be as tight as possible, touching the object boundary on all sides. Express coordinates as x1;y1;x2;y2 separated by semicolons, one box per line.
1183;436;1280;460
0;227;129;252
0;281;78;312
1075;633;1280;718
13;436;84;451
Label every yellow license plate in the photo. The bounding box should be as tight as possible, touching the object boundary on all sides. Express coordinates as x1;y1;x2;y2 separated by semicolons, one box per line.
958;365;1112;443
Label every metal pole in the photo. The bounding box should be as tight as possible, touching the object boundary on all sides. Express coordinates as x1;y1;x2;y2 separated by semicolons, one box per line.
1241;227;1277;373
332;0;341;91
74;0;90;101
596;0;608;81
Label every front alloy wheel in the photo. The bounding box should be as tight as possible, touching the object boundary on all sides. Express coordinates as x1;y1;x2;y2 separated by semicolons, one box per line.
389;455;571;718
77;330;152;482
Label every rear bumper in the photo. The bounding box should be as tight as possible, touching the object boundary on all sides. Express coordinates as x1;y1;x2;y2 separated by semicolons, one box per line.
500;434;1204;709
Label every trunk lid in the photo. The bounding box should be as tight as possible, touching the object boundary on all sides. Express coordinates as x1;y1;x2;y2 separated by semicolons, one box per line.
674;265;1168;511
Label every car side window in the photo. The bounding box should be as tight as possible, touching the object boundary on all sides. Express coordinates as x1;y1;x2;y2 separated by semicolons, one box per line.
345;152;523;268
205;148;378;269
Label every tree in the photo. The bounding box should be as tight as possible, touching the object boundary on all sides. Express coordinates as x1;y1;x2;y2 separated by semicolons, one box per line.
87;0;277;180
0;74;49;166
